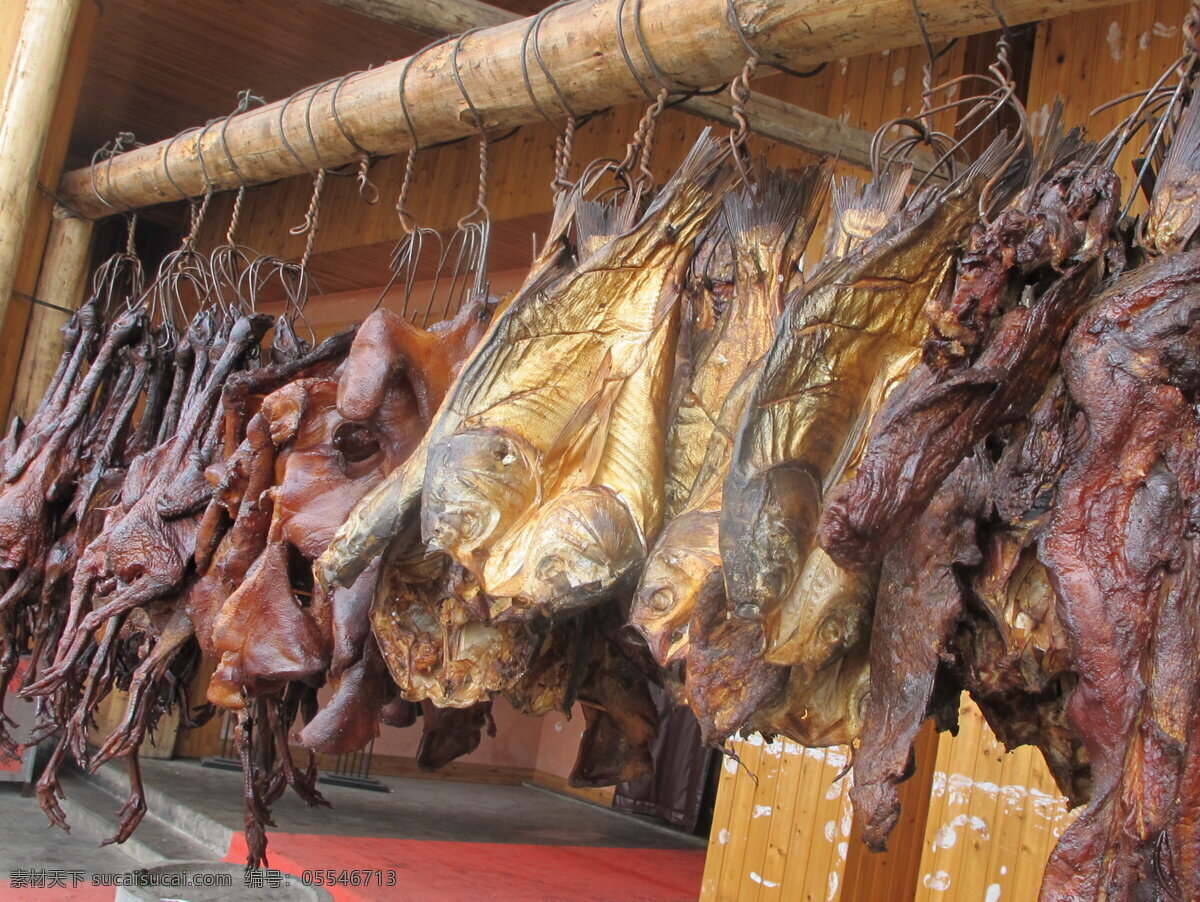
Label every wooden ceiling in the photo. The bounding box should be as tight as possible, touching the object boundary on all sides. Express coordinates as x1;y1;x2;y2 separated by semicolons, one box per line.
68;0;545;169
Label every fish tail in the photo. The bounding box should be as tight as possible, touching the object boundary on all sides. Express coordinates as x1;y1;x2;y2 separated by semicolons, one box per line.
830;163;913;257
725;163;832;278
1160;89;1200;182
575;193;641;260
647;129;736;231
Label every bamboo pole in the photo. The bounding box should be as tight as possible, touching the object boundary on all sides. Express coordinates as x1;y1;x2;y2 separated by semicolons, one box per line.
57;0;1132;219
320;0;517;35
9;212;93;421
0;0;86;342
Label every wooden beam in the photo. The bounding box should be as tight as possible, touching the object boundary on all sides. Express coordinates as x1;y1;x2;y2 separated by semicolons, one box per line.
56;0;1133;220
680;92;942;176
0;0;86;341
9;212;94;421
320;0;517;35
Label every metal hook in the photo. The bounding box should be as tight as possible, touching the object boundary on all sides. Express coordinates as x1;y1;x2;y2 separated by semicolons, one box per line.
331;69;381;204
451;28;492;227
724;0;827;80
90;132;142;213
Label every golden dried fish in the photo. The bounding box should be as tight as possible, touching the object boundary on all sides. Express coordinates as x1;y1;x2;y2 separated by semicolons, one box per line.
721;139;1016;677
421;135;731;587
1142;94;1200;256
371;548;536;707
314;187;582;595
631;166;828;667
663;167;829;519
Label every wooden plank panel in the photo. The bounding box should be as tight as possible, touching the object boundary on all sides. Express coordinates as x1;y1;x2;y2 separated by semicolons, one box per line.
913;699;1078;901
1026;0;1191;213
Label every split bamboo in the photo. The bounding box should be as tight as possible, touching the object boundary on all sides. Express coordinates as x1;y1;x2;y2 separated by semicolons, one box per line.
0;0;86;341
9;212;93;421
56;0;1133;219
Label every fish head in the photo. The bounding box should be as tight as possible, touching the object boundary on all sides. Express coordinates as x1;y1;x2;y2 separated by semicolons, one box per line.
422;427;540;567
518;487;645;618
1145;177;1200;256
763;549;878;673
630;511;721;666
720;463;821;624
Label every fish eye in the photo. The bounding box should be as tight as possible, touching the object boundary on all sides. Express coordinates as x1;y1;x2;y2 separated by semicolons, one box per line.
333;422;380;464
649;587;674;613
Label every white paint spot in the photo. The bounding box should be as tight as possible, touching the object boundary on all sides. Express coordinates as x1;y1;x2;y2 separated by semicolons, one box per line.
892;66;906;87
946;82;959;101
1000;866;1008;876
840;810;853;838
825;780;843;801
1106;21;1123;60
929;771;1069;824
826;871;839;902
837;841;848;861
724;756;739;774
824;820;837;842
752;805;773;819
881;48;891;57
1029;103;1052;138
840;106;852;123
932;825;957;851
1139;30;1152;50
749;872;780;888
922;870;952;892
985;884;1002;902
746;732;764;746
765;738;783;757
718;828;730;845
1152;22;1177;38
932;814;990;851
839;57;849;75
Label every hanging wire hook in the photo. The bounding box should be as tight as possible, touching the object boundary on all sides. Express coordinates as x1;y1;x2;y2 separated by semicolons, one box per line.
451;28;492;228
219;89;265;246
521;0;581;196
331;69;381;204
90;132;144;214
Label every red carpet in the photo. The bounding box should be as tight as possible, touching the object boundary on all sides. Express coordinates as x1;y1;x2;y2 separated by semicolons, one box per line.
225;833;705;902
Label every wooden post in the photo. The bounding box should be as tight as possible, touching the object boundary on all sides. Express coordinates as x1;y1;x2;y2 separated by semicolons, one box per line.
0;0;98;426
0;0;86;339
54;0;1134;219
9;211;93;421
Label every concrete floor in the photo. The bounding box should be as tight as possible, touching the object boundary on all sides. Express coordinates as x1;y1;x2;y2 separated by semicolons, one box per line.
136;758;705;849
1;758;706;902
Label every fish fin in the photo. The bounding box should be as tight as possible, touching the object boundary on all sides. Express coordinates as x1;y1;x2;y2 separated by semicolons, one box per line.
541;350;620;494
1158;91;1200;187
